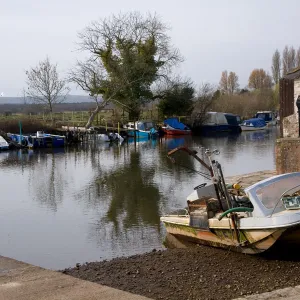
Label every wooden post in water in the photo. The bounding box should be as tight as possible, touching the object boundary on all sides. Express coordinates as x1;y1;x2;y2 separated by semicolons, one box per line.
118;122;120;134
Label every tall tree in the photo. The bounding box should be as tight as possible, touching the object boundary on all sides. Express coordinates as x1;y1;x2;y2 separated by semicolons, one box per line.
248;69;272;90
219;70;228;94
74;12;181;125
25;57;69;121
271;49;281;84
282;45;296;75
227;71;239;94
288;46;296;71
282;46;289;75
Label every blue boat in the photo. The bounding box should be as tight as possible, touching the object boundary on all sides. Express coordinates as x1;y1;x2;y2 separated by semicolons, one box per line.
240;118;267;131
8;132;65;148
125;120;158;138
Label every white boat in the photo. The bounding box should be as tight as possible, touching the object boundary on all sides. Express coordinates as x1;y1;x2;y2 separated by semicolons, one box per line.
240;118;267;131
0;135;9;150
97;133;124;143
161;147;300;254
255;111;278;126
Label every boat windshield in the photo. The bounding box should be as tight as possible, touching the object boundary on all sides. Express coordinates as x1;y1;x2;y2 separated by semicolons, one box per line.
144;122;155;131
256;174;300;210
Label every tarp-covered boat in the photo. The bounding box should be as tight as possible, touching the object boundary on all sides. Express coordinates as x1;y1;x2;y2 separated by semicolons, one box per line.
162;118;191;135
241;118;267;131
161;147;300;254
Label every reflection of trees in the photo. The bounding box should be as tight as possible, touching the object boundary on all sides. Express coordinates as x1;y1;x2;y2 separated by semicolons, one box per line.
27;151;64;212
0;149;66;211
97;151;161;230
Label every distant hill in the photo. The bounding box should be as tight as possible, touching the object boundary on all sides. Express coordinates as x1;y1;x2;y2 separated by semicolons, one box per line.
0;95;94;104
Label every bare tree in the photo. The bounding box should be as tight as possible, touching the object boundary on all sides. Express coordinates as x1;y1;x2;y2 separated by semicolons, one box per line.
26;57;69;120
271;49;281;84
288;46;296;71
282;46;289;75
219;70;228;94
227;71;239;94
282;45;296;75
192;83;217;125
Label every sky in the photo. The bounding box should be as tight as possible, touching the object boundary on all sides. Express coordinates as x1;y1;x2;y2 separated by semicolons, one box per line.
0;0;299;96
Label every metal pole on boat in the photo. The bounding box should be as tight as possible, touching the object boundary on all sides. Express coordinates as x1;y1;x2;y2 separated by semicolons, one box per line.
296;96;300;137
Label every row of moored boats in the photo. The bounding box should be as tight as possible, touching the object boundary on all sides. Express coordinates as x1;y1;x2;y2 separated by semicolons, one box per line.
123;111;278;138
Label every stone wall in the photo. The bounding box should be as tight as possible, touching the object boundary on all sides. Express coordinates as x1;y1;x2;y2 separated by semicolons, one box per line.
276;138;300;174
283;79;300;138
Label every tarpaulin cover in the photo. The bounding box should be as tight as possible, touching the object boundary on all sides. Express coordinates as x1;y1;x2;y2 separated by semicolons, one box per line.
242;118;266;127
164;118;188;130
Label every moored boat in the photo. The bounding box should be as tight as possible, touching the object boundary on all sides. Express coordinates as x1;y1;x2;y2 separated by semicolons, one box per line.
125;120;158;138
0;135;9;150
241;118;267;131
255;111;277;126
192;112;241;135
162;118;191;135
8;132;65;148
160;146;300;254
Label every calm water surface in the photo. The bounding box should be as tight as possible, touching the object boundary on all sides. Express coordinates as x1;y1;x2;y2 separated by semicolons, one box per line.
0;128;279;269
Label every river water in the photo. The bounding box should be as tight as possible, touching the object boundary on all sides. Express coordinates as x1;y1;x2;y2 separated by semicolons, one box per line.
0;128;279;269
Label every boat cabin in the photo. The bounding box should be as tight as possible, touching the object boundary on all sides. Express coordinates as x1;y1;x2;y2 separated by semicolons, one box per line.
255;111;277;124
187;172;300;228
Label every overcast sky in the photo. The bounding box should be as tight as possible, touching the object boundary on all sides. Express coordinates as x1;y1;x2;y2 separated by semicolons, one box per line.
1;0;298;96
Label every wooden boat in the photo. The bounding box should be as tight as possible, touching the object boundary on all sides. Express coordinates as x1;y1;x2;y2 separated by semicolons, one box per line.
162;118;191;135
240;118;267;131
160;147;300;254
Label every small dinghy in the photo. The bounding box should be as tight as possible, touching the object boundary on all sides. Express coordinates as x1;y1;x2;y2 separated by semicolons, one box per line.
161;146;300;254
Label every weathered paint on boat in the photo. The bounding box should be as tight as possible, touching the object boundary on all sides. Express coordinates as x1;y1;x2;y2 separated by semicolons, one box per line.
161;216;287;254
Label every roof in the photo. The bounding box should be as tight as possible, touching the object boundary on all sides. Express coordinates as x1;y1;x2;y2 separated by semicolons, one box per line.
284;67;300;80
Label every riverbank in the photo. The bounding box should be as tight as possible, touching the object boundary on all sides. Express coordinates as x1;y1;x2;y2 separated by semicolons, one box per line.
62;242;300;300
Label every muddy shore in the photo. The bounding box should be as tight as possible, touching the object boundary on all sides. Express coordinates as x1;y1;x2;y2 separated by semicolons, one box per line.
63;241;300;300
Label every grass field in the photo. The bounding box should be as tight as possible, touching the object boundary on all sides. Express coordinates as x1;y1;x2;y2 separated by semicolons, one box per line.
0;109;189;128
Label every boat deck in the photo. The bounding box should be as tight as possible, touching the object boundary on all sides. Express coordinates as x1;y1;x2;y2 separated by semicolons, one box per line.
226;170;276;188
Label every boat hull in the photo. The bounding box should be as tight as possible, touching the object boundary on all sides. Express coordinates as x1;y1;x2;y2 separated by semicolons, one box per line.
241;125;267;131
162;128;191;135
161;217;300;254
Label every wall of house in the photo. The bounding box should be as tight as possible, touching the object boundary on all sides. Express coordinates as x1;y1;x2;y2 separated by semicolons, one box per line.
283;79;300;137
276;138;300;174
